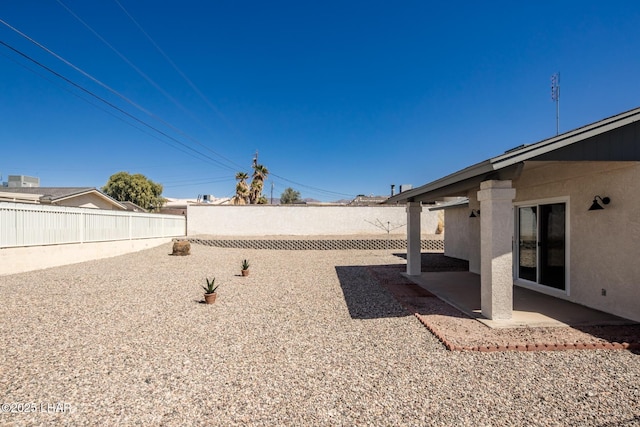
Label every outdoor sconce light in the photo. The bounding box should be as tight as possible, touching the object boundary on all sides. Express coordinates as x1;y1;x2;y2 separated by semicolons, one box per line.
588;195;610;211
469;209;480;218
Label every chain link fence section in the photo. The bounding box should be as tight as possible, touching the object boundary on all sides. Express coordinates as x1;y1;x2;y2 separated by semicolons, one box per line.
188;237;444;252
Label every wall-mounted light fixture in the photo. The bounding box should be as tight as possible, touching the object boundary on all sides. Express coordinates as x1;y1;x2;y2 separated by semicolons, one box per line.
469;209;480;218
588;195;610;211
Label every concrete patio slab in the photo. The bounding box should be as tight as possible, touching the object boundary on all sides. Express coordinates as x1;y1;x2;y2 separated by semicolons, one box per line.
403;271;636;329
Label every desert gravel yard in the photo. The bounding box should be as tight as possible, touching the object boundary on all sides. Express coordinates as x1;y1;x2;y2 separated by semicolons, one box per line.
1;243;639;426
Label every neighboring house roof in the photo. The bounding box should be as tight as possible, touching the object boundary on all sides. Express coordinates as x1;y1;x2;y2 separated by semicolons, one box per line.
349;195;389;205
387;106;640;204
119;201;147;212
164;197;232;208
163;198;197;208
0;187;127;210
0;191;41;203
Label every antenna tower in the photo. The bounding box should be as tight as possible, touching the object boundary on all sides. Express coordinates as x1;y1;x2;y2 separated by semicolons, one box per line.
551;72;560;135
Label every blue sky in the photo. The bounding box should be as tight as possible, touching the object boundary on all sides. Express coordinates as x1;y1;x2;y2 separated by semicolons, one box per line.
2;1;640;201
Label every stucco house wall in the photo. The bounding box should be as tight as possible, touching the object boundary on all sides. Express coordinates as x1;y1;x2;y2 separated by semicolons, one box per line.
187;205;441;236
512;161;640;322
441;196;481;274
437;161;639;321
442;205;470;260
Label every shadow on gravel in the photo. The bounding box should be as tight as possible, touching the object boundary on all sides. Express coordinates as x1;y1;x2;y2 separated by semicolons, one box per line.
335;261;471;321
335;265;412;320
337;253;474;321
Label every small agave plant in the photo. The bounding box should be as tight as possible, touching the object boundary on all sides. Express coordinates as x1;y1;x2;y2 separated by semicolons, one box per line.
203;277;219;294
203;277;219;304
241;259;250;276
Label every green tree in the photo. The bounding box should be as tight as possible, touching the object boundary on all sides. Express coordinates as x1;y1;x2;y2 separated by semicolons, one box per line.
280;187;301;204
102;172;165;211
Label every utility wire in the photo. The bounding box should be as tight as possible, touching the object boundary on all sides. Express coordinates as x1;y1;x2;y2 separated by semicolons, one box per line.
0;46;209;165
0;39;237;172
164;178;235;189
56;0;239;168
55;6;355;199
269;172;355;198
162;176;231;184
112;0;232;129
0;17;357;200
0;17;241;173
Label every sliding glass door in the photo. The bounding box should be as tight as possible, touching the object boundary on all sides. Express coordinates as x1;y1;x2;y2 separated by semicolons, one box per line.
517;202;566;291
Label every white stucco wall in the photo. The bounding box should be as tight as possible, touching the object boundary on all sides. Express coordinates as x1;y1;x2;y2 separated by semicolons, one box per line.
513;161;640;322
442;195;481;274
187;205;441;236
0;237;173;276
442;205;470;260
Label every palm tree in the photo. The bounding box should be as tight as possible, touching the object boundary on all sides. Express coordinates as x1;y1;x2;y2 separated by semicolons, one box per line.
249;164;269;204
232;172;250;205
248;179;261;204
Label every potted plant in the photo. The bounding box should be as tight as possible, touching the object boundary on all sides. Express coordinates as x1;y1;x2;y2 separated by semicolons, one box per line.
202;277;219;304
241;259;250;276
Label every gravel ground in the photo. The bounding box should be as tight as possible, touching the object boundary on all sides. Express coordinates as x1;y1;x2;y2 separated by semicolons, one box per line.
1;243;639;426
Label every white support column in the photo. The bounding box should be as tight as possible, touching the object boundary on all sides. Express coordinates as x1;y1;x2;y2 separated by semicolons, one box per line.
406;202;422;276
477;180;516;320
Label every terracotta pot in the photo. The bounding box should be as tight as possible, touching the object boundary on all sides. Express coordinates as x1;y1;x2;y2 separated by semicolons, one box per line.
241;269;249;277
204;293;217;304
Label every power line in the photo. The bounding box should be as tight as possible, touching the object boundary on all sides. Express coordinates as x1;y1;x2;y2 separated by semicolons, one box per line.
61;7;355;199
0;47;210;164
112;0;232;129
0;17;242;173
0;17;357;199
163;177;234;187
56;0;236;158
0;39;237;172
269;172;355;198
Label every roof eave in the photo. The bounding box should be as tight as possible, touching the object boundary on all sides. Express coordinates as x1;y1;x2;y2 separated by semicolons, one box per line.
386;160;495;204
52;189;127;210
492;106;640;167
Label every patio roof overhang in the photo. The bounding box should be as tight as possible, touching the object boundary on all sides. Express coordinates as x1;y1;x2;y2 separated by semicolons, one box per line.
387;106;640;204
